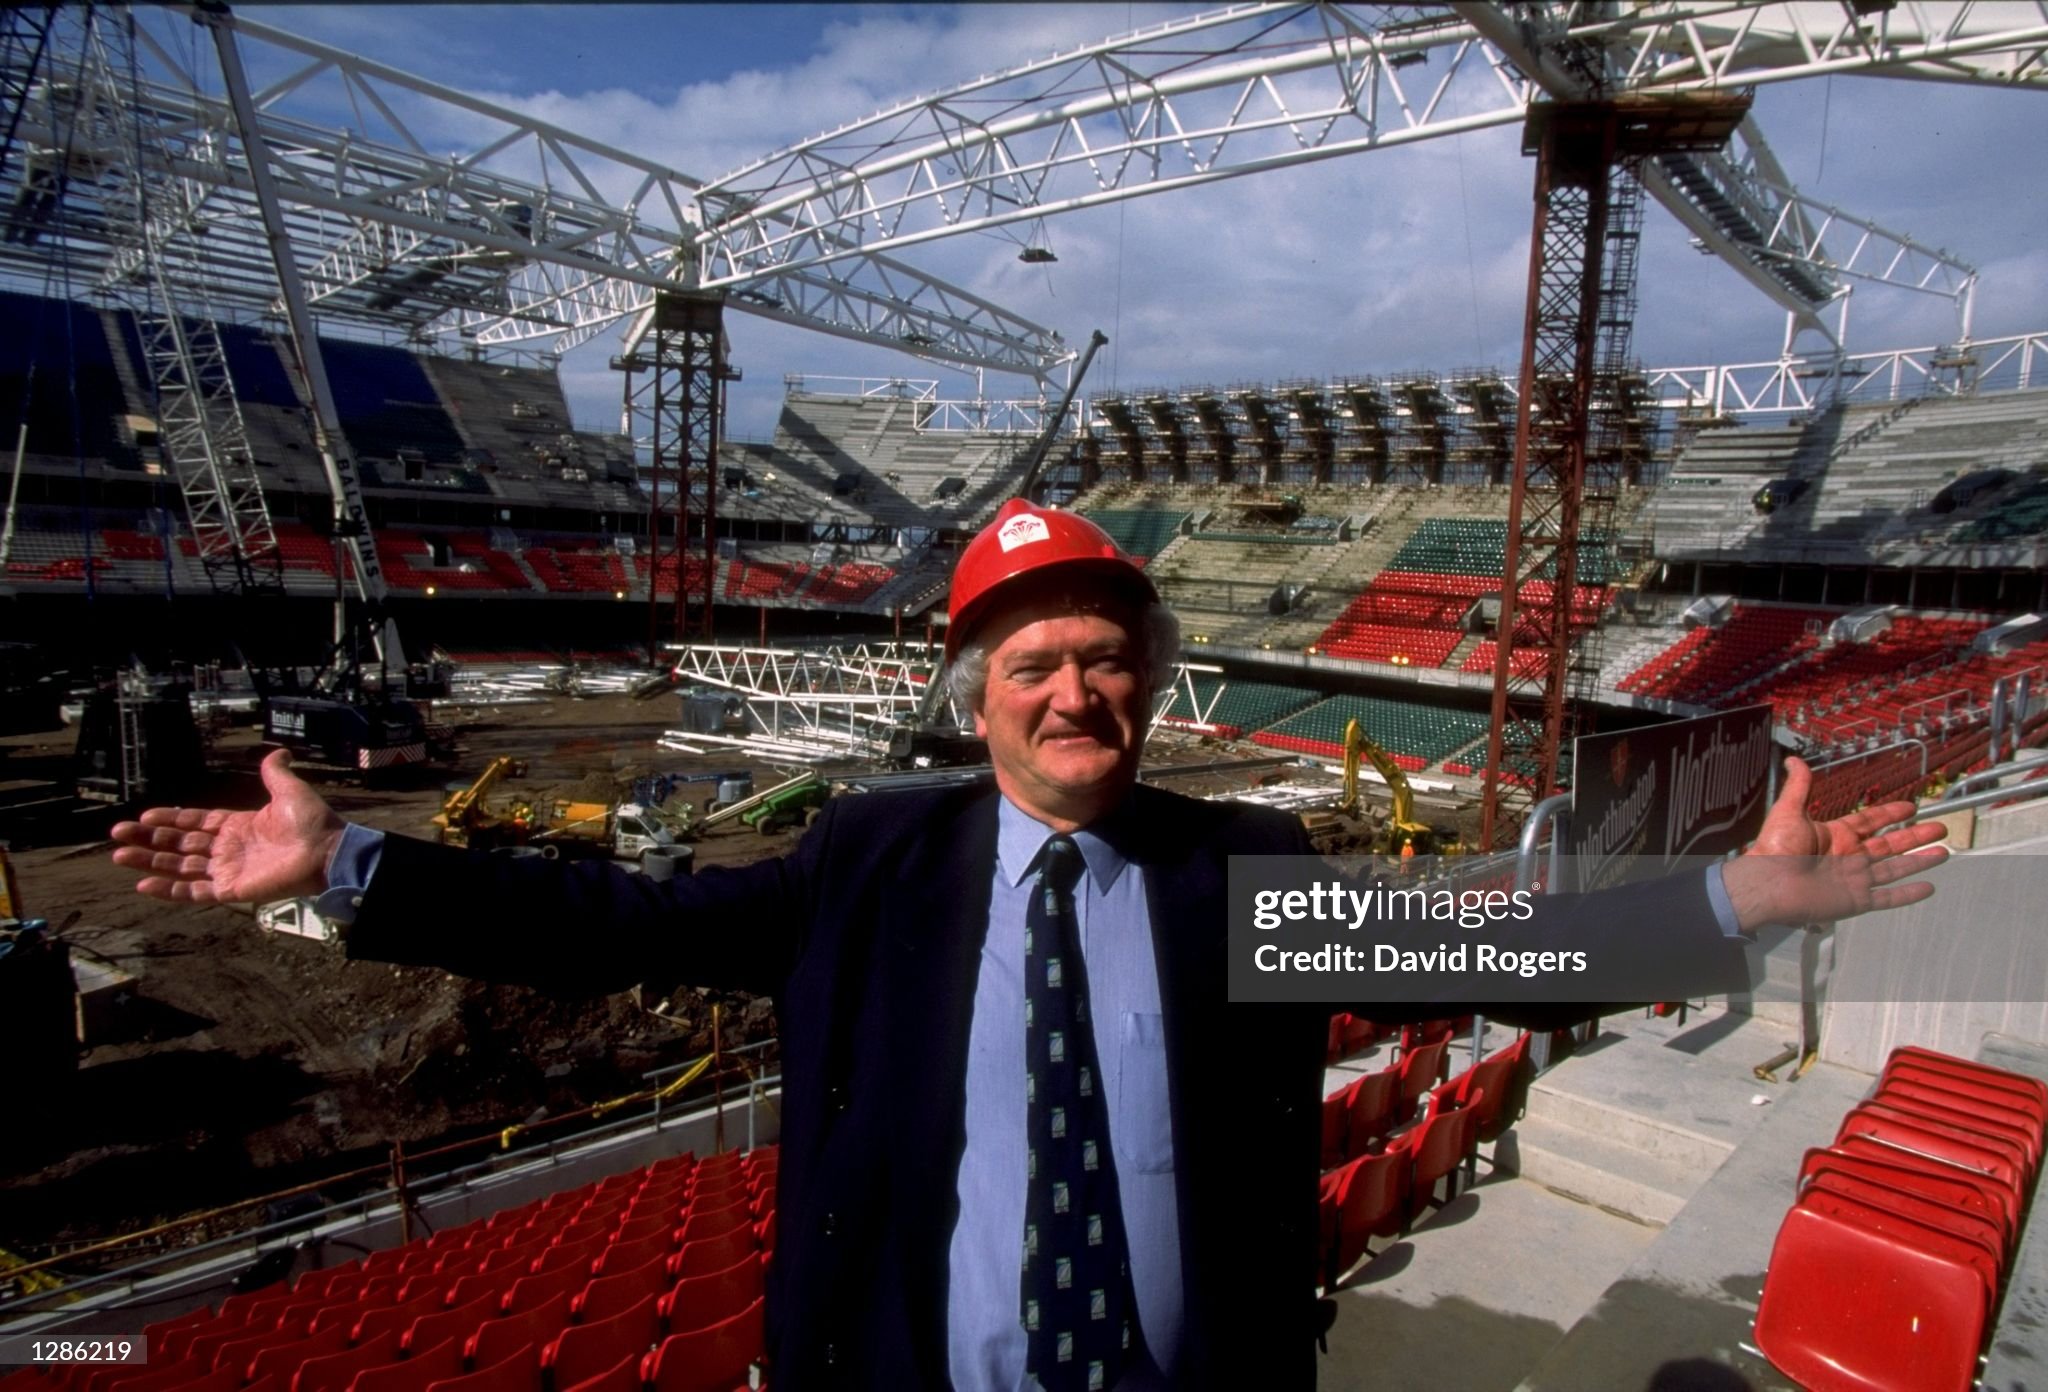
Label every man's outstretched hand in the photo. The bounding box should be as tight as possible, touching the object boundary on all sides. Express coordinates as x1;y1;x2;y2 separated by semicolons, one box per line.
110;749;346;904
1720;755;1950;932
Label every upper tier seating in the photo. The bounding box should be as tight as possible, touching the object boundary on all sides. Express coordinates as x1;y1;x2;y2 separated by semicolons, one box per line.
1081;509;1190;561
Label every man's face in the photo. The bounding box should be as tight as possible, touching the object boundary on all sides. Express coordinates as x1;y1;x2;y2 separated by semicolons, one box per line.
971;597;1149;829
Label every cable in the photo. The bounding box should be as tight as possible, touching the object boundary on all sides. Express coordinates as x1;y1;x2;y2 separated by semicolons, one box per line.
1815;75;1833;185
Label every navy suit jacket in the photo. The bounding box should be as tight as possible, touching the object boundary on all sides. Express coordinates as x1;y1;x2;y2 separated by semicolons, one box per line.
347;781;1743;1389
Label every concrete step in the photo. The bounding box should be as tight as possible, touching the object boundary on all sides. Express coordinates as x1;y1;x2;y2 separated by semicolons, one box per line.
1495;1113;1696;1227
1522;1081;1735;1175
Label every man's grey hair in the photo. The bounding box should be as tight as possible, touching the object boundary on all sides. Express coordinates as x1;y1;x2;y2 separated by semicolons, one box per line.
948;601;1182;713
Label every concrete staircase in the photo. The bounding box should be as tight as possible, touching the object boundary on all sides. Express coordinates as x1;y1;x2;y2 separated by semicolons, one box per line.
1495;1008;1791;1227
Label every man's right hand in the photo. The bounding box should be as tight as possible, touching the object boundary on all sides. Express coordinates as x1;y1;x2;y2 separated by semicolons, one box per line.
110;748;346;904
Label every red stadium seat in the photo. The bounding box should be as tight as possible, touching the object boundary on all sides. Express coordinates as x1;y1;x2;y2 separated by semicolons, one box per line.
1798;1146;2014;1248
542;1294;661;1390
355;1286;459;1344
573;1252;672;1324
288;1330;401;1392
1877;1078;2042;1171
1393;1038;1449;1125
660;1253;764;1336
467;1294;570;1373
1840;1104;2028;1193
246;1324;351;1384
1319;1091;1348;1171
507;1258;594;1317
210;1319;313;1376
668;1226;755;1282
349;1338;464;1392
1831;1134;2022;1234
1388;1087;1485;1222
1340;1067;1400;1156
424;1346;539;1392
1756;1191;1992;1391
527;1235;608;1280
642;1297;763;1392
1317;1151;1407;1288
1884;1058;2048;1130
1804;1170;2006;1270
401;1292;500;1357
675;1203;750;1248
591;1230;673;1279
1887;1047;2048;1109
557;1357;640;1392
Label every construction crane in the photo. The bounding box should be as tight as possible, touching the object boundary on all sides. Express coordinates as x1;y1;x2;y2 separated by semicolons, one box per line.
190;5;449;775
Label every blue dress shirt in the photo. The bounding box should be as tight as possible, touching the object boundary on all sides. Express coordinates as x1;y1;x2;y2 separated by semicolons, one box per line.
946;798;1179;1391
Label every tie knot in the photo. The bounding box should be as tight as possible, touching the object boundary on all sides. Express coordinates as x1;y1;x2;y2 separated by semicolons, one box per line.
1038;834;1085;898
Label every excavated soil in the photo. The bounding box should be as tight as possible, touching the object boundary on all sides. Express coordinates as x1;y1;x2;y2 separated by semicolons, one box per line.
0;693;793;1265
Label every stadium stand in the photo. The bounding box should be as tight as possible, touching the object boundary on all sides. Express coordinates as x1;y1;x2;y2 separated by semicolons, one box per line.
1253;695;1490;770
0;289;132;465
1152;673;1319;738
40;1149;780;1392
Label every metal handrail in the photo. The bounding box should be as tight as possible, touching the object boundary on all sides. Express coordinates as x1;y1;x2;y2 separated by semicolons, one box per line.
1516;794;1575;895
1924;775;2048;818
1939;750;2048;803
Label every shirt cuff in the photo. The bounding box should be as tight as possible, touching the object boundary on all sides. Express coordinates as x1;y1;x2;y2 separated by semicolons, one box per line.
314;822;386;927
1704;861;1745;938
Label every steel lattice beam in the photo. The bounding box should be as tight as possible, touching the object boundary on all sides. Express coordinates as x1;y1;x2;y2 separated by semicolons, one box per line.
696;3;2024;329
0;6;1067;379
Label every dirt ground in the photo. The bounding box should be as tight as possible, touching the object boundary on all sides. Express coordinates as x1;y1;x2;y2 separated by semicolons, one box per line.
0;692;802;1262
0;689;1454;1270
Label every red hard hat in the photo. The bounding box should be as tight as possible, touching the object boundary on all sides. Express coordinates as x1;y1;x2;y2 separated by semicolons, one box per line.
944;498;1156;660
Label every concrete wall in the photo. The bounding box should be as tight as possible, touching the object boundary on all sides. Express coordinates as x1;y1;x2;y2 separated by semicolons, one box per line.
1820;798;2048;1073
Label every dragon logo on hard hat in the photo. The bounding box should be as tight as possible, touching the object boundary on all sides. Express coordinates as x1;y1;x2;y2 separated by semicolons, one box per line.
997;513;1052;552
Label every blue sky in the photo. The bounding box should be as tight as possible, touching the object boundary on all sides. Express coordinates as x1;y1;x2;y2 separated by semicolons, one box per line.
217;3;2048;438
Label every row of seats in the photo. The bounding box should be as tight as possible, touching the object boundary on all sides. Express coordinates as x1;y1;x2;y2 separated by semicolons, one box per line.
1618;606;1833;703
1316;1027;1533;1287
1255;696;1492;769
1755;1048;2046;1391
1;1149;779;1392
1079;508;1189;560
1154;674;1320;739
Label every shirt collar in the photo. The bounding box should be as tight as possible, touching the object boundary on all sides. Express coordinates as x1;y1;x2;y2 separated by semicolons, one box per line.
996;794;1131;895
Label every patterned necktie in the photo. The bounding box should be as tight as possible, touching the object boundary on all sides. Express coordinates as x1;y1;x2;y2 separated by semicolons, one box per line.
1022;833;1136;1391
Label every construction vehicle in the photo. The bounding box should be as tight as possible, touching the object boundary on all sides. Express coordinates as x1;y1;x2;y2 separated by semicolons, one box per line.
432;755;531;845
524;799;678;860
686;769;832;837
1302;718;1458;856
432;759;675;861
738;776;832;835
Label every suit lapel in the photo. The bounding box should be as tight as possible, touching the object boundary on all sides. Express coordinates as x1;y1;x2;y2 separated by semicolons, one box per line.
1129;787;1232;1367
879;786;999;1385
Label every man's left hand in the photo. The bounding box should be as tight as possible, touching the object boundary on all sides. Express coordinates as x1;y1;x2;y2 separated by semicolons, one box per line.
1719;755;1949;932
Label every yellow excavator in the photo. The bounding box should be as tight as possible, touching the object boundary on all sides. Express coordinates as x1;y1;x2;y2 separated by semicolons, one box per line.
433;755;530;846
1308;718;1456;856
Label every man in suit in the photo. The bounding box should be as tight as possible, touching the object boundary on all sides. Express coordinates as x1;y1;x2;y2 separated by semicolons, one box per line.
112;500;1945;1389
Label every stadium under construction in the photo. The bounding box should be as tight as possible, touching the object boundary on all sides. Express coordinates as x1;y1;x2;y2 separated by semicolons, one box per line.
4;4;2048;1391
